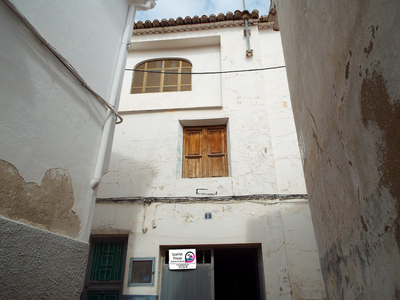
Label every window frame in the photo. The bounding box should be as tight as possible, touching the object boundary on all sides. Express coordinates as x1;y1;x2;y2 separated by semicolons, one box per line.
128;257;156;287
182;125;228;179
131;59;192;94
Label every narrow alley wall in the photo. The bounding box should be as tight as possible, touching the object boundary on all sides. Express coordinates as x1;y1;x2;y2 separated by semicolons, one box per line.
274;1;400;298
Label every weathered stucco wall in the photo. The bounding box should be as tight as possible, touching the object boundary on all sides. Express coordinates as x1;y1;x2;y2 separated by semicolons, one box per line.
0;1;135;298
92;200;325;300
0;0;133;242
0;160;80;237
273;1;400;298
0;215;89;300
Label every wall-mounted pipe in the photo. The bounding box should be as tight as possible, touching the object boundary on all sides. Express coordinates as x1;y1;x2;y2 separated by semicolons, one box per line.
91;0;156;189
244;19;253;57
91;4;135;189
242;0;253;57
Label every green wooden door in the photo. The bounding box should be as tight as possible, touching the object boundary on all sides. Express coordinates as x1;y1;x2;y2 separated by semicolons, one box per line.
83;238;127;300
90;240;125;281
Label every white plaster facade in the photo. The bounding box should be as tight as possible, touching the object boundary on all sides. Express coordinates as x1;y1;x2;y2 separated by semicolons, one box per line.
99;26;305;198
94;16;326;300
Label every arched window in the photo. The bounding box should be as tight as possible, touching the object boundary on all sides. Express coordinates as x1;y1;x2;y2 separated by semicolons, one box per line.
131;59;192;94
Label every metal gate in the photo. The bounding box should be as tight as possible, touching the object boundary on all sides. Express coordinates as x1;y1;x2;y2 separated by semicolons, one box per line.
159;246;265;300
160;249;214;300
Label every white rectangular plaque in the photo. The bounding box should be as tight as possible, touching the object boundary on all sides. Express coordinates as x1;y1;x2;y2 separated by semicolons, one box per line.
169;249;197;270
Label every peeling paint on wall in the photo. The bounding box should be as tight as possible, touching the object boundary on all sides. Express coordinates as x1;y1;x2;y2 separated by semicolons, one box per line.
274;1;400;298
360;69;400;249
0;160;81;238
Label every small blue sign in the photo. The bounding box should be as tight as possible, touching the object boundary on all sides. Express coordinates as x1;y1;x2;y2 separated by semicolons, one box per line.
205;212;212;219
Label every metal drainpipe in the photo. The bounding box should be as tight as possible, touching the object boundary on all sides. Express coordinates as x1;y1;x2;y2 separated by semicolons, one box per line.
91;4;136;189
243;0;253;57
91;0;156;189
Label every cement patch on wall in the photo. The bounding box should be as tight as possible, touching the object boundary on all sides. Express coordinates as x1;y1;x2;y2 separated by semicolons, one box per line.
0;215;89;300
0;159;81;238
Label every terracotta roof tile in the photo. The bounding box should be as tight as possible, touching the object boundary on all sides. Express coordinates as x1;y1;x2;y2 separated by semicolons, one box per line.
134;9;263;30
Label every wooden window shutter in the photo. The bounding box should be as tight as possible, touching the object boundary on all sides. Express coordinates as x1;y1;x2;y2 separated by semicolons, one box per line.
206;126;228;177
183;128;204;178
183;126;228;178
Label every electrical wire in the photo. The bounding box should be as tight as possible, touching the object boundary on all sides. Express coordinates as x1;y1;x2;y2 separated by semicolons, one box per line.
2;0;123;124
125;65;286;75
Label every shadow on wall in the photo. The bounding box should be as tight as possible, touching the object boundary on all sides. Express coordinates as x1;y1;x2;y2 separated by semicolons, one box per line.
100;149;161;197
246;209;290;300
245;204;327;300
90;202;140;235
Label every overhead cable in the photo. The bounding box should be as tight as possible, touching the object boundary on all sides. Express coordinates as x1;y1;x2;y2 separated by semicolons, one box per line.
2;0;123;124
125;65;286;75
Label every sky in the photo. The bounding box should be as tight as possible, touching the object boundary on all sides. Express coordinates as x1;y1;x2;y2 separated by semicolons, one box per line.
136;0;271;22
